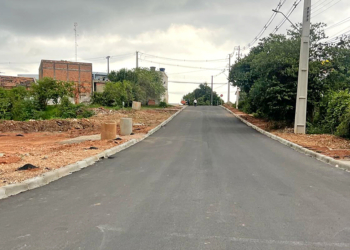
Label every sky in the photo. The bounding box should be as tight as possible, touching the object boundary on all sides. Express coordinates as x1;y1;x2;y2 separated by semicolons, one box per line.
0;0;349;104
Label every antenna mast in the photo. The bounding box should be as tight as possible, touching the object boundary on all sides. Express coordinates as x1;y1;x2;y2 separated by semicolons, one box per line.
74;22;78;62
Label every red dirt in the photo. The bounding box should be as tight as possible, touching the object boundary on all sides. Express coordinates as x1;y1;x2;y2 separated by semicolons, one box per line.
0;107;181;187
224;104;350;161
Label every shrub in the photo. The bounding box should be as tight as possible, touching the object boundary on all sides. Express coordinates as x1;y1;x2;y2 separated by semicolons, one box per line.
335;106;350;138
159;101;167;108
57;97;94;119
324;90;350;133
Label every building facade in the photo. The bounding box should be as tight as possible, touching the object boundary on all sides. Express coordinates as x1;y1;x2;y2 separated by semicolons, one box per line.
159;68;169;103
39;60;93;103
0;75;36;90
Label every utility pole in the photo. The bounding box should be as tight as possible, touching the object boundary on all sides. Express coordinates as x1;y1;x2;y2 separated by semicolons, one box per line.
136;51;139;69
236;88;240;109
211;75;214;106
228;54;231;103
294;0;311;134
106;56;110;74
74;23;78;62
237;46;241;60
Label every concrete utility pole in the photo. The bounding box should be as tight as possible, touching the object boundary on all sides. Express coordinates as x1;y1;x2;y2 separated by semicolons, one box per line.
237;46;241;60
136;51;139;69
106;56;110;74
211;75;214;106
228;54;231;103
294;0;311;134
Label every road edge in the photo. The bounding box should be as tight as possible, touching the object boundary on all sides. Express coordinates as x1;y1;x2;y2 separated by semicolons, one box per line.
0;106;187;200
220;105;350;173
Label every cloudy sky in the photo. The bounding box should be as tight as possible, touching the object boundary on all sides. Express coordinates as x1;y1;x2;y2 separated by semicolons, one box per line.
0;0;349;103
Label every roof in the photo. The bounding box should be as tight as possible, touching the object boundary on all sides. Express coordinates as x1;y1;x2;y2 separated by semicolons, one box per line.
0;75;36;88
40;59;92;66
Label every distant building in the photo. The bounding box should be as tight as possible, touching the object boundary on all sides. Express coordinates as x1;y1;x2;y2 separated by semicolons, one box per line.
159;68;169;103
39;60;93;103
149;67;169;105
0;75;36;90
17;74;39;80
92;72;109;93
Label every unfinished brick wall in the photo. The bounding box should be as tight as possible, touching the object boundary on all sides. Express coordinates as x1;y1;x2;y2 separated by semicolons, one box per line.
39;60;93;103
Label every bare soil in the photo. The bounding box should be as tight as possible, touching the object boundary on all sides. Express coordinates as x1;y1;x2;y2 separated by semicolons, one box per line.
0;107;181;187
224;105;350;161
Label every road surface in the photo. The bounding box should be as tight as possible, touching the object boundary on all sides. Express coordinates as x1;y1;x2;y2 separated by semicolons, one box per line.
1;106;350;250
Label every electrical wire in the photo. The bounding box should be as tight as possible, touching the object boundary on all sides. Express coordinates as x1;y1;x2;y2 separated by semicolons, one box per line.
325;17;350;30
248;0;287;47
140;58;227;70
313;0;342;18
272;0;302;34
139;52;228;62
168;80;228;85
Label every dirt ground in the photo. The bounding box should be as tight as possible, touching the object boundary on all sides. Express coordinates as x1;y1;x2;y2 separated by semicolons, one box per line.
0;107;181;187
224;104;350;161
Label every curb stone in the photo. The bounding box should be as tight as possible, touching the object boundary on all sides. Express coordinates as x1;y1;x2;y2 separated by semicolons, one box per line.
220;105;350;173
0;106;186;200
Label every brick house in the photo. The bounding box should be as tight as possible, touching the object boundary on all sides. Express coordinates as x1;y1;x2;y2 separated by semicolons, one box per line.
39;60;93;103
0;75;36;90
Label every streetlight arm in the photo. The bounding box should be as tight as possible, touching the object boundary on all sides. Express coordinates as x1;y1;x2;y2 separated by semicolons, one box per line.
272;9;298;30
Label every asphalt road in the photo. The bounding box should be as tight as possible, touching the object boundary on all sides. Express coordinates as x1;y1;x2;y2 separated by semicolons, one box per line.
1;106;350;250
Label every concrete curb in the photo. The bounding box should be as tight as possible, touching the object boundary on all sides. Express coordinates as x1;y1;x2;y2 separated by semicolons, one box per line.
220;105;350;173
0;106;186;200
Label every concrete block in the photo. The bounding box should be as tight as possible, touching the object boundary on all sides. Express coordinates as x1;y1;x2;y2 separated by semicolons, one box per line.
66;163;82;173
76;161;88;169
0;188;7;199
101;122;117;140
84;156;98;165
4;183;28;197
23;177;45;189
120;118;132;136
55;167;72;178
132;101;141;110
42;171;60;184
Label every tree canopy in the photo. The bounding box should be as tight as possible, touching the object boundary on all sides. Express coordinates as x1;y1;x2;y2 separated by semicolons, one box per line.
229;23;350;128
183;83;223;106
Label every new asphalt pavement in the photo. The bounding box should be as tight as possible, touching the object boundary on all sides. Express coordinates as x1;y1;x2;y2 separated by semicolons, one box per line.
1;106;350;250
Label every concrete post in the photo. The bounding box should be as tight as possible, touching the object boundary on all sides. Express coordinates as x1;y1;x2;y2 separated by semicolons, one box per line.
101;122;117;140
132;101;141;110
236;88;240;109
120;118;133;136
294;0;311;134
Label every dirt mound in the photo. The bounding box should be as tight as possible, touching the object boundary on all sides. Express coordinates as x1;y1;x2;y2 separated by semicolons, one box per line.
0;119;100;134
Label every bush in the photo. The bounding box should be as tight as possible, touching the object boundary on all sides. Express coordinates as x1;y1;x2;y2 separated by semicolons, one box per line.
324;90;350;133
159;101;167;108
336;106;350;138
57;97;94;119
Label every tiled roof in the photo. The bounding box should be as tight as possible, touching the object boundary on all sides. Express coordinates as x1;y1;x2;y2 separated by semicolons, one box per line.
0;75;35;88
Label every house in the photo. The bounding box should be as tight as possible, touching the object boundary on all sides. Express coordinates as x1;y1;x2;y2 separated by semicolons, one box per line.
0;75;36;90
39;60;93;103
92;72;109;93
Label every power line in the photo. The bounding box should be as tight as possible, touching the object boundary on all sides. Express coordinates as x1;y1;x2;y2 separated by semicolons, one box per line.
81;53;134;61
139;52;228;62
248;0;287;47
272;0;302;35
325;17;350;30
168;80;228;85
167;69;213;75
313;0;342;18
140;58;227;70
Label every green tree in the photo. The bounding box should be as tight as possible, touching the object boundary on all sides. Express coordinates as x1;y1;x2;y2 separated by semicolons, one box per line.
183;83;223;106
31;77;75;110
